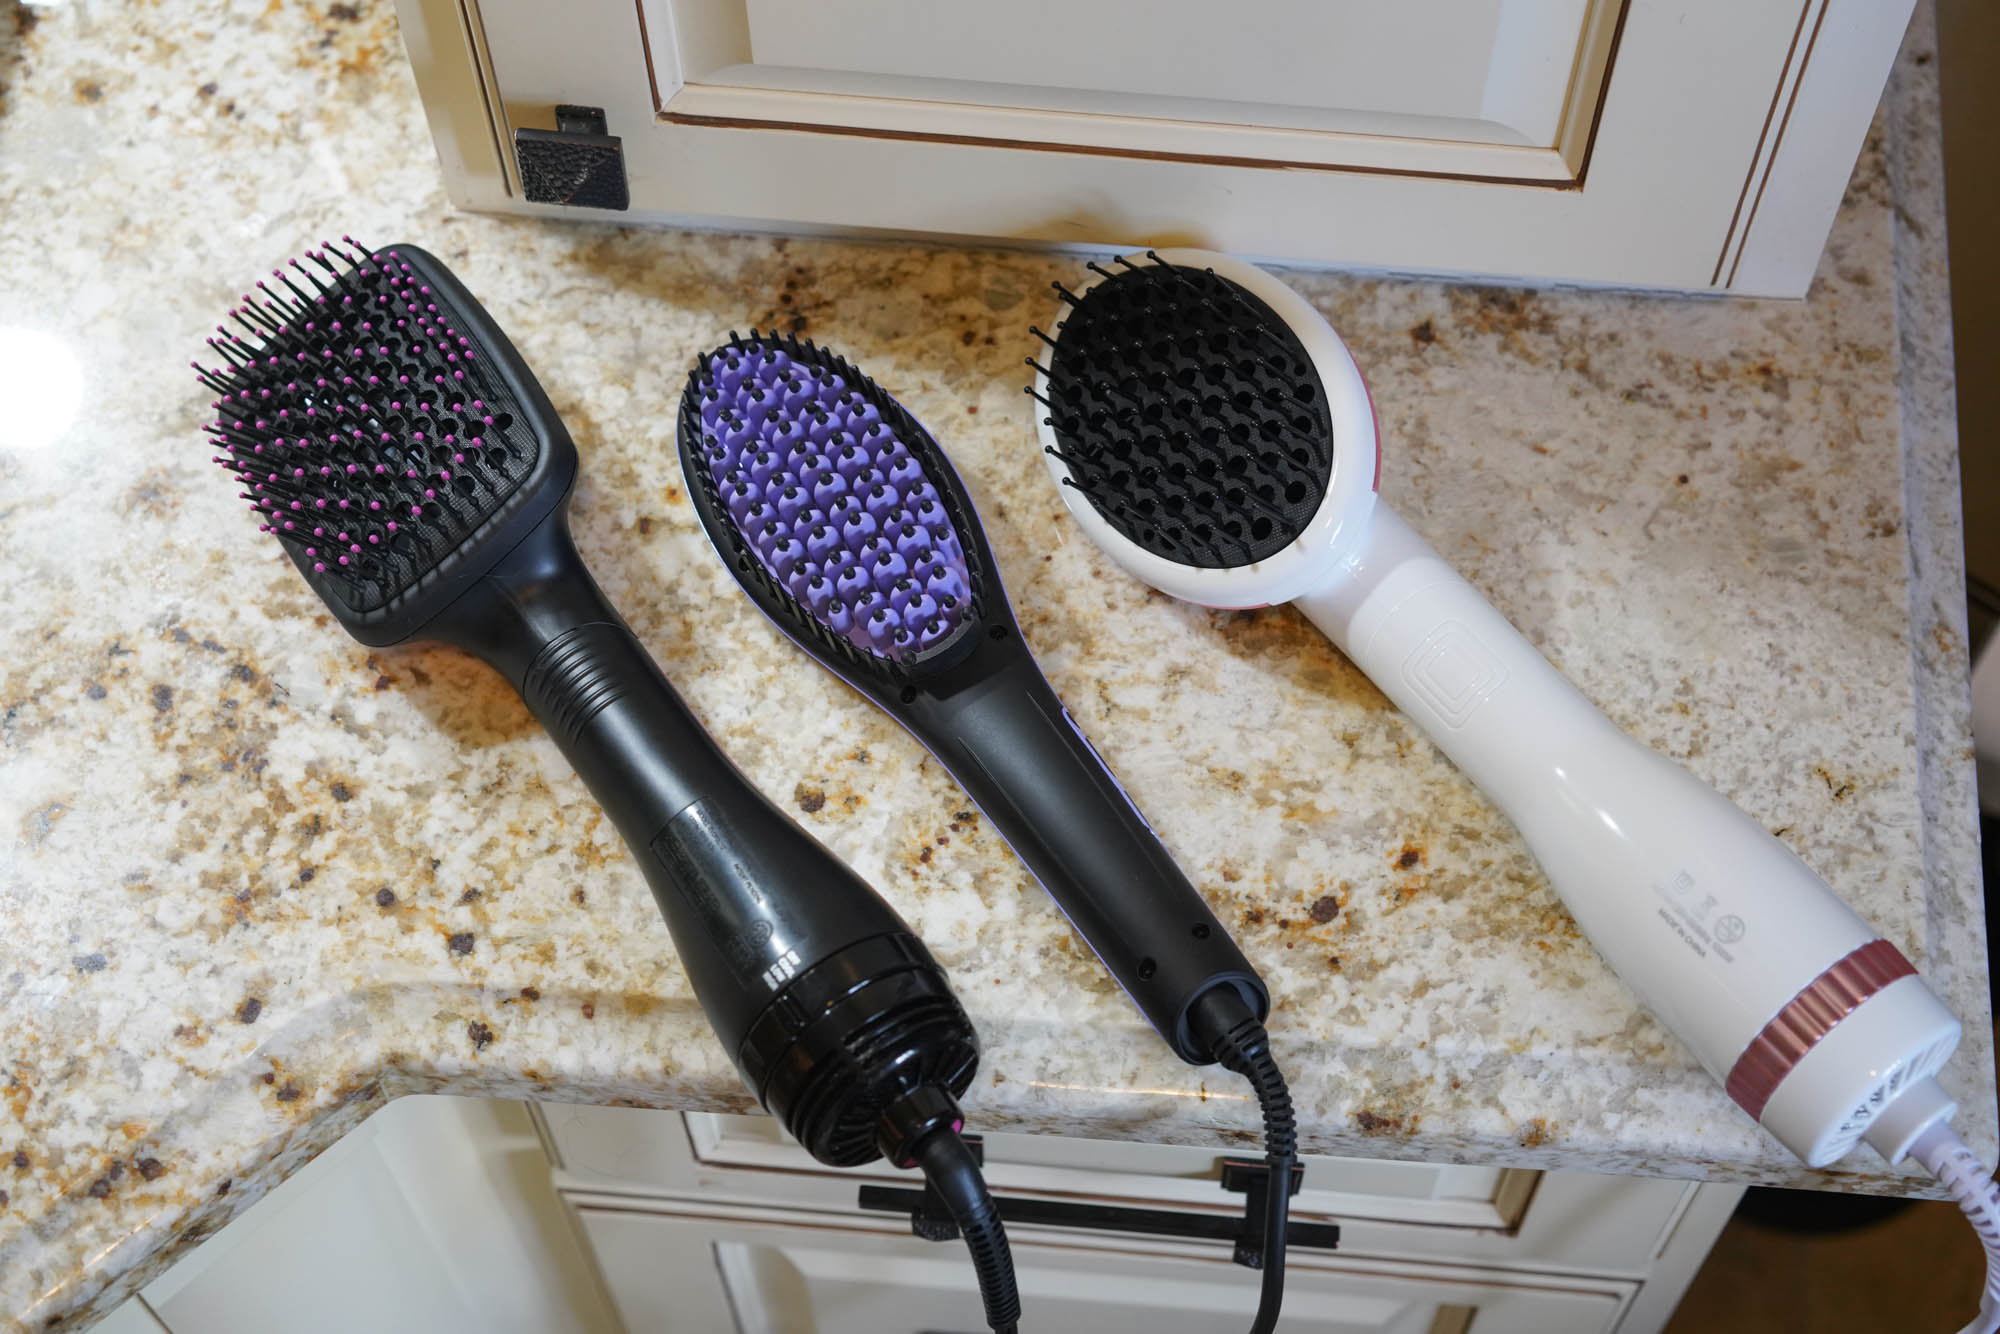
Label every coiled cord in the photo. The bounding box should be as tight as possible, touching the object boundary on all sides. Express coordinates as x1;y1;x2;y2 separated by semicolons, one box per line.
1912;1120;2000;1334
915;1126;1021;1334
1195;987;1299;1334
897;989;1297;1334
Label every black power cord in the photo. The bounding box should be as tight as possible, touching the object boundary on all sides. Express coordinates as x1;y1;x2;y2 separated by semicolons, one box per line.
872;991;1294;1334
879;1086;1020;1334
913;1126;1021;1334
1192;987;1299;1334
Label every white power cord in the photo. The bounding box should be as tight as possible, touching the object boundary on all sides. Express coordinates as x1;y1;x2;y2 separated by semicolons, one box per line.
1856;1080;2000;1328
1911;1119;2000;1334
1861;1076;2000;1334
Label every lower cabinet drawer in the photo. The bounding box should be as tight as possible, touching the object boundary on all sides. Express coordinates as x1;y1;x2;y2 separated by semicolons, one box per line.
542;1107;1701;1275
570;1198;1633;1334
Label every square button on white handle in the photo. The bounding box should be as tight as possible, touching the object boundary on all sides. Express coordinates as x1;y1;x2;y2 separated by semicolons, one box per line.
1402;620;1508;729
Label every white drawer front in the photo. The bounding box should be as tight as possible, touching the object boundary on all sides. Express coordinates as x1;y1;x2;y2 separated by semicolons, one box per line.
572;1199;1629;1334
541;1106;1699;1274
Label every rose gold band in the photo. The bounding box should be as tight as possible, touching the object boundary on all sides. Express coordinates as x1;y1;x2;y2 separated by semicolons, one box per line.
1724;939;1916;1121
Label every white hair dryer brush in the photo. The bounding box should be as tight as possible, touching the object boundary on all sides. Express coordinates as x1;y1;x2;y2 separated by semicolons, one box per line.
1028;249;1999;1333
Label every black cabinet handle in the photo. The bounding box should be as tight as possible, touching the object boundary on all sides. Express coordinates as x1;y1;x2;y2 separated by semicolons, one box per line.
858;1154;1339;1265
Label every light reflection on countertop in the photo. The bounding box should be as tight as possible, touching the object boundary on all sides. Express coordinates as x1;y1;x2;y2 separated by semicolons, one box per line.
1027;1080;1251;1104
0;326;83;452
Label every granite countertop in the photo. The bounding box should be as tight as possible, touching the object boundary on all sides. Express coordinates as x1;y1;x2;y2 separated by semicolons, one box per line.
0;1;1990;1328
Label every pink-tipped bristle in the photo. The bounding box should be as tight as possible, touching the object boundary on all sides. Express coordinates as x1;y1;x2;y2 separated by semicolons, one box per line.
193;237;535;595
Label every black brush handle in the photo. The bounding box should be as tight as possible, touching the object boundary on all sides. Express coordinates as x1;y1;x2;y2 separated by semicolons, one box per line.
912;631;1266;1062
433;510;915;1075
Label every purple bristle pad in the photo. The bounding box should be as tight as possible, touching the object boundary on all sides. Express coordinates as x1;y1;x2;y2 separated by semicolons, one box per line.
772;419;810;453
723;478;761;524
885;577;921;612
834;562;872;602
833;445;871;483
804;524;843;563
926;566;969;605
774;487;812;525
698;343;973;660
769;536;807;578
811;471;849;507
841;510;880;546
862;485;901;523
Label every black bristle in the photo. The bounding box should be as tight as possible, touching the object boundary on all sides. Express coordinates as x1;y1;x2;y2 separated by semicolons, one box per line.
192;241;540;613
1038;261;1333;569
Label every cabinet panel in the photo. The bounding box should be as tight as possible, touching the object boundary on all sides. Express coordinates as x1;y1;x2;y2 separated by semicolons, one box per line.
654;0;1601;171
574;1201;1628;1334
142;1142;477;1334
397;0;1920;293
88;1301;172;1334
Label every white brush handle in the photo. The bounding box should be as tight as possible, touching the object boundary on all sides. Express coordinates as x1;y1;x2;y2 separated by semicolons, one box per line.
1296;503;1959;1164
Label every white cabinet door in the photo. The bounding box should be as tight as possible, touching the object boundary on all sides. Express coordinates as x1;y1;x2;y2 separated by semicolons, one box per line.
138;1098;619;1334
573;1201;1630;1334
88;1301;172;1334
396;0;1917;294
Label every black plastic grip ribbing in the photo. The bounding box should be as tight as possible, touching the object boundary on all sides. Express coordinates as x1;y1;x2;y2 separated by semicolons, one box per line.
431;510;915;1074
908;631;1266;1061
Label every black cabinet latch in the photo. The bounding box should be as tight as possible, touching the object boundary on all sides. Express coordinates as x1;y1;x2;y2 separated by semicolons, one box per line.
514;105;628;211
858;1138;1339;1268
1217;1156;1307;1270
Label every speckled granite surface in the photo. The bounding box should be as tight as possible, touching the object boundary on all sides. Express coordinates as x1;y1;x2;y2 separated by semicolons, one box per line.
0;1;1988;1328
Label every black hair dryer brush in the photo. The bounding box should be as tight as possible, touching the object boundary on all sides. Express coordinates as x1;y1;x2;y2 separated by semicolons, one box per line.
193;241;1019;1334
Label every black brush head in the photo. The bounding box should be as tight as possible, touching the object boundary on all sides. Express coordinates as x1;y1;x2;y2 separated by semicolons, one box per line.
194;240;576;646
1034;255;1335;569
675;332;1001;686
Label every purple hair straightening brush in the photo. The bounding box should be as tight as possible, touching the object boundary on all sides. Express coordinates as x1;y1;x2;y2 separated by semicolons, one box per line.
677;332;1303;1334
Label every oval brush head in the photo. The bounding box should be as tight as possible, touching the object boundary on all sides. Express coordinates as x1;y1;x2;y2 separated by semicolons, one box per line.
1031;249;1381;609
677;332;994;679
1038;256;1333;568
192;239;575;643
